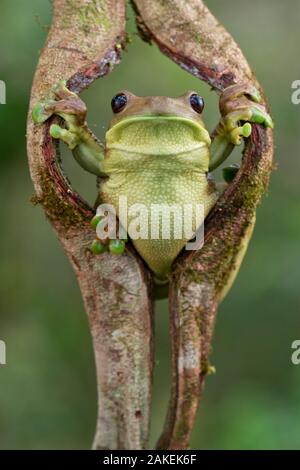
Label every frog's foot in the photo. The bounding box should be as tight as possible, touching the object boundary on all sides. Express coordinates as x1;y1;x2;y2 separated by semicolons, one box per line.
90;214;127;256
32;79;87;149
222;163;240;184
214;164;240;195
218;83;274;145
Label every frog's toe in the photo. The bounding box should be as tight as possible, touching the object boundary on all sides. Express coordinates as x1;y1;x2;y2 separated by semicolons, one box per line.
250;104;274;128
50;124;80;149
109;239;126;255
51;79;69;98
90;238;126;256
227;122;252;145
246;86;261;104
91;239;108;255
90;214;103;230
32;101;54;124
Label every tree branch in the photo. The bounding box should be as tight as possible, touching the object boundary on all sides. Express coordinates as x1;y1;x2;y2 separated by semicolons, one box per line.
27;0;274;451
27;0;153;450
132;0;273;450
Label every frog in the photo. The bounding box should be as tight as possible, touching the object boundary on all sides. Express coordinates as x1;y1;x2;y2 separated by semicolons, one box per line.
32;81;273;280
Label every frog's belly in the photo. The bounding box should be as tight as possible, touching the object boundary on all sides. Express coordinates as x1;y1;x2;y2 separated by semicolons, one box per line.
100;171;218;278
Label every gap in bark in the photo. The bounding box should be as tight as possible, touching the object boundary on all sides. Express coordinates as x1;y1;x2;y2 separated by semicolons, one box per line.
60;22;220;208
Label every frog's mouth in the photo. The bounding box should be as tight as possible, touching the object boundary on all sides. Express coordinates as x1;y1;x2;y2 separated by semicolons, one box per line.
105;116;211;155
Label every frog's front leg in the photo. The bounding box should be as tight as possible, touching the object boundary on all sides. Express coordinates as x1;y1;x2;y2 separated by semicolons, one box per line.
209;84;274;174
32;80;127;256
32;80;105;176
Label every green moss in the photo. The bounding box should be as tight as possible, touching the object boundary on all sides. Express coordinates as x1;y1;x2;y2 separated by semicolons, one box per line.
174;417;190;442
193;32;203;44
62;0;113;34
32;170;89;229
174;216;252;295
201;361;216;376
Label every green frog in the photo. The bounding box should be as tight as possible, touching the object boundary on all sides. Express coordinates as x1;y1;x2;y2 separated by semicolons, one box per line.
32;81;273;279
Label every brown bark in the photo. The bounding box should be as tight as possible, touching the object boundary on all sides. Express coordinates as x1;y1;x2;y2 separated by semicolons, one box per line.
132;0;273;450
27;0;153;450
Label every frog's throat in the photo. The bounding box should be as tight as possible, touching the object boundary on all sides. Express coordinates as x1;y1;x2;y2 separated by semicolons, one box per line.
105;116;211;155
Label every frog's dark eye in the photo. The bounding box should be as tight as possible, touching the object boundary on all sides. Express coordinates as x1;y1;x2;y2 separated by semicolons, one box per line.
111;93;128;113
189;94;205;114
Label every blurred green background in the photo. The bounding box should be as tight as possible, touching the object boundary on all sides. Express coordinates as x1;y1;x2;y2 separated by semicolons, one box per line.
0;0;300;450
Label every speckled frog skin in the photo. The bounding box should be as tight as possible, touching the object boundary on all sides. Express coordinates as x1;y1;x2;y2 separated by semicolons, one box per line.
102;92;219;277
32;82;273;279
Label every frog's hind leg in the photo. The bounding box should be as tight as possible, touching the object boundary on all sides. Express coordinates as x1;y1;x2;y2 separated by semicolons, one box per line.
208;163;256;303
219;213;256;302
222;163;240;184
211;163;240;195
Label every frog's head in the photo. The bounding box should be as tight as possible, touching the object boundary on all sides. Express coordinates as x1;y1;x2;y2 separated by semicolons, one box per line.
105;91;211;156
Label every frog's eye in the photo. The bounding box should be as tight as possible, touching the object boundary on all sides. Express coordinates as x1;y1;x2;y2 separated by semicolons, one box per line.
189;94;205;114
111;93;128;113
